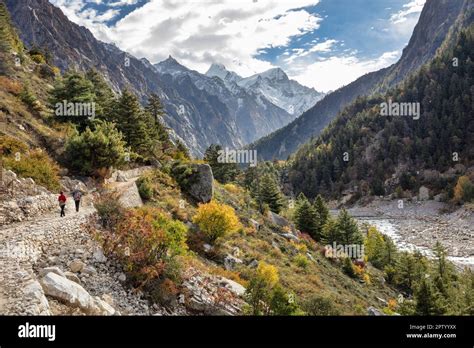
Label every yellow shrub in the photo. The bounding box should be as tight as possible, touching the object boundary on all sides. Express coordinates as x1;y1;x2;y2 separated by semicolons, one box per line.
223;183;240;194
256;261;279;288
192;201;242;243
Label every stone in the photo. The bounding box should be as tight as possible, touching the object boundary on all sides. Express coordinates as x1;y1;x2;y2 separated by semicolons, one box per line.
23;280;50;315
281;233;299;241
367;306;385;316
267;211;290;228
249;219;260;231
116;172;128;182
248;259;259;268
118;273;126;282
223;254;243;271
219;277;246;296
434;193;446;202
418;186;430;201
91;296;115;315
92;249;107;263
40;273;94;312
39;266;66;279
64;271;81;284
82;265;97;276
203;244;213;253
69;259;86;273
187;164;214;203
101;294;115;307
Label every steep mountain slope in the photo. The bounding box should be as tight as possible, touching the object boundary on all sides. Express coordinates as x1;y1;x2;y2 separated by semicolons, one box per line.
4;0;296;157
206;64;324;117
156;57;294;144
288;23;474;200
252;0;469;160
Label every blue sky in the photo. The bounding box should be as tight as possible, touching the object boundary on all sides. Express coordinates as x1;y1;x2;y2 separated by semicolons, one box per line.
49;0;425;92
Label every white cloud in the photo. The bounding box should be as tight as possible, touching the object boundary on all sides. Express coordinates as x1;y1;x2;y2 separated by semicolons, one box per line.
51;0;321;77
288;50;401;92
390;0;425;24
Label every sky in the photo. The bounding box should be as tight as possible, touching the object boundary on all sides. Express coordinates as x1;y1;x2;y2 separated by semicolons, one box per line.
49;0;426;92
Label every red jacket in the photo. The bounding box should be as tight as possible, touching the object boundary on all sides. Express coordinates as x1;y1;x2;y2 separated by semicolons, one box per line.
58;194;67;204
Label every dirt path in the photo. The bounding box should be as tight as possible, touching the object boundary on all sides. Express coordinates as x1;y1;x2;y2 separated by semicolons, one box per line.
0;194;157;315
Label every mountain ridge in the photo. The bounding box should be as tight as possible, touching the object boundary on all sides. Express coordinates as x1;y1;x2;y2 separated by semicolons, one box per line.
251;0;468;161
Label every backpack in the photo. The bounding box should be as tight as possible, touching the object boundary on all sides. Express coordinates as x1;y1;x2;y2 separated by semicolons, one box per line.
73;191;82;201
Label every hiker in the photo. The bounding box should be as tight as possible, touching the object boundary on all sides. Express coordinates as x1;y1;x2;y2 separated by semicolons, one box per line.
58;191;67;217
72;187;82;213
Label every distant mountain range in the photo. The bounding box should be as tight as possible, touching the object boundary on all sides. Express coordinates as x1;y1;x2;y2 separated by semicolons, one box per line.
205;63;324;117
5;0;323;157
251;0;469;160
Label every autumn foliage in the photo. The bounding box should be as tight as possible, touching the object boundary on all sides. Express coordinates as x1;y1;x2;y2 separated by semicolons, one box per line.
192;201;241;244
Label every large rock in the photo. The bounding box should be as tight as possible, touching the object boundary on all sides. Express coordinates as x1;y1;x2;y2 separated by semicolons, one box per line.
267;211;290;228
40;273;94;311
187;164;214;203
40;273;114;315
223;254;243;271
418;186;430;201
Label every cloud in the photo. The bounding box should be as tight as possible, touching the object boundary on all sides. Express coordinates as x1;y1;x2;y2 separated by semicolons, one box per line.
287;50;401;93
390;0;426;24
51;0;321;77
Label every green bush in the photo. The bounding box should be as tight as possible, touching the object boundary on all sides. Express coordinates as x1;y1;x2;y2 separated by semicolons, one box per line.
137;176;153;201
304;295;341;315
3;149;60;191
65;120;126;176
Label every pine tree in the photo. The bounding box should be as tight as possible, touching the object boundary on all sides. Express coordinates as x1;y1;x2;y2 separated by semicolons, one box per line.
145;93;164;122
294;193;318;239
113;90;152;155
258;174;283;214
85;68;115;119
415;278;443;316
334;208;363;245
313;194;329;238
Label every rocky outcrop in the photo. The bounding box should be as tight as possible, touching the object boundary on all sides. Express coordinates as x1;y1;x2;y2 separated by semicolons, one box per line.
0;170;57;225
187;164;214;203
181;270;246;315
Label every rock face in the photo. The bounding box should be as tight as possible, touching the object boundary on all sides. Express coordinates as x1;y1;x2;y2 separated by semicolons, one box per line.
0;169;57;226
187;164;214;203
181;269;246;315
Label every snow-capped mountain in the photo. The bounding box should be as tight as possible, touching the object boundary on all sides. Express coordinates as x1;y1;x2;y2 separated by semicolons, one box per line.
206;64;324;116
155;57;294;147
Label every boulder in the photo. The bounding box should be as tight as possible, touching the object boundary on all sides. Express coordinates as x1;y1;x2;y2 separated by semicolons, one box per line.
367;306;385;316
40;273;94;312
187;164;214;203
69;259;86;273
267;211;291;228
218;277;246;296
249;219;260;231
223;254;243;271
39;266;66;279
418;186;430;201
23;280;51;315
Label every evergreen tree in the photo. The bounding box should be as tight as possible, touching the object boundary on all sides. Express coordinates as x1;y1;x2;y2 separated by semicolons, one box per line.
49;71;96;129
145;93;164;122
334;208;363;245
65;120;126;176
203;144;239;184
113;90;152;155
294;193;318;239
415;278;443;316
85;68;115;119
313;194;329;237
258;173;283;214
